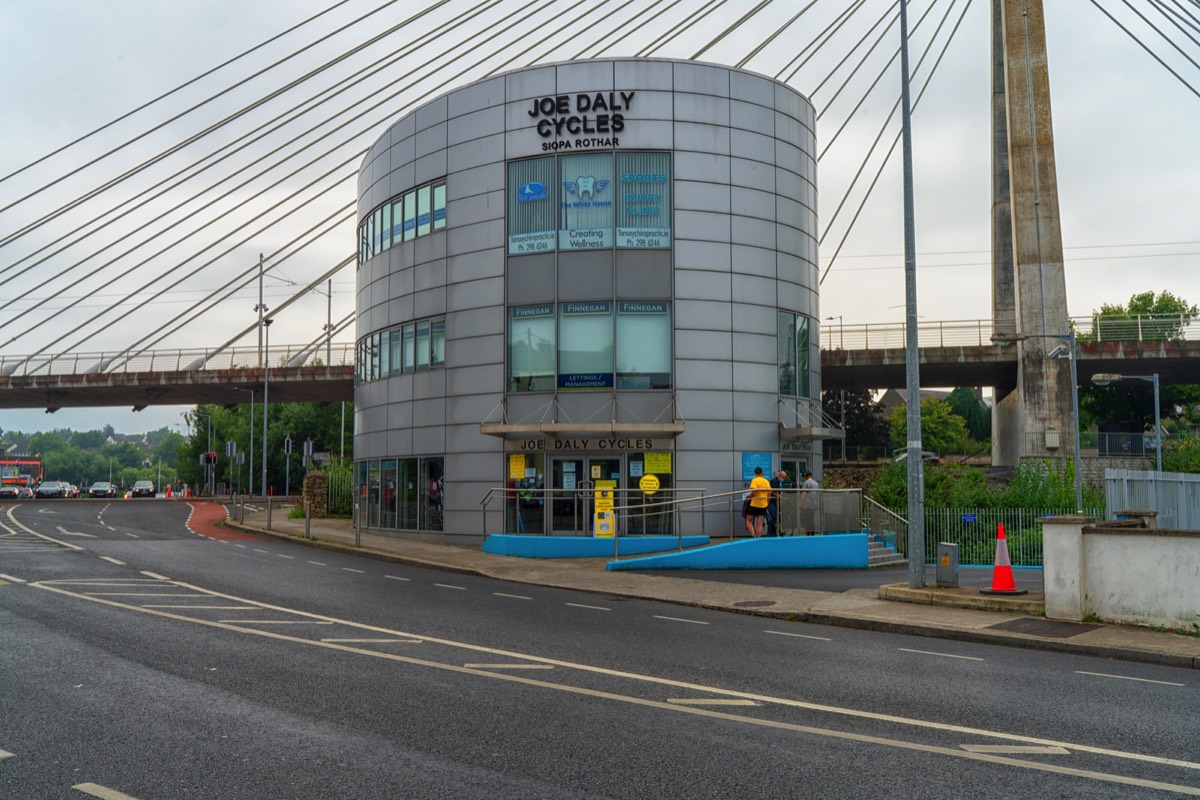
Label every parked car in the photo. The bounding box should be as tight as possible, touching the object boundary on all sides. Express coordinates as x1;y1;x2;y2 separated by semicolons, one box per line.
0;486;20;499
18;487;34;499
131;480;156;498
89;481;117;498
35;481;66;498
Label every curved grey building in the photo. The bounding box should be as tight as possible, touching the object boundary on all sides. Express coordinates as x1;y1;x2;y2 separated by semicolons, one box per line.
355;58;824;540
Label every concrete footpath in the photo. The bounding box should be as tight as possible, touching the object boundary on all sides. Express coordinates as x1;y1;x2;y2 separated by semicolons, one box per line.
223;504;1200;670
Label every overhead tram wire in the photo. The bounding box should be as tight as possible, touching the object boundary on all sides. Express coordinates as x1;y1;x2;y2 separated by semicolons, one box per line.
0;0;508;284
0;0;447;245
0;0;354;186
690;0;778;60
33;0;602;359
819;0;974;285
1088;0;1200;99
0;0;510;295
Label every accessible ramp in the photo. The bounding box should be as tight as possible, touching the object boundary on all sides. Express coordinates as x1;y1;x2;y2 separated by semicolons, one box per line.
482;534;710;559
606;533;869;571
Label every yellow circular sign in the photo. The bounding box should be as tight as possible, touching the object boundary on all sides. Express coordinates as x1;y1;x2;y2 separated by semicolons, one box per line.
639;474;660;494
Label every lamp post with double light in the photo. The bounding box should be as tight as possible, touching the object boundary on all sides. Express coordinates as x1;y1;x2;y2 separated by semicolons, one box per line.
992;330;1082;513
262;318;273;498
1092;372;1162;474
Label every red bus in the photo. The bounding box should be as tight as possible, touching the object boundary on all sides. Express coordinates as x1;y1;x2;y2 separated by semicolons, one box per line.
1;456;44;488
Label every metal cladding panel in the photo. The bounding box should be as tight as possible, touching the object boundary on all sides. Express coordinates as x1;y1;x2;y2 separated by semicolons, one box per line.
673;62;729;97
447;190;504;231
447;163;505;197
385;399;412;429
674;329;732;361
674;180;731;213
730;128;777;165
731;243;778;278
730;302;777;336
385;426;414;457
731;186;777;221
675;209;731;243
674;150;731;182
448;75;505;118
674;269;731;302
675;239;732;272
675;359;734;392
447;275;504;312
674;121;731;155
447;248;503;283
411;423;446;455
730;99;775;136
556;61;614;96
415;150;448;186
732;215;777;248
676;388;734;419
506;254;556;304
446;333;503;368
732;361;778;390
446;219;502;259
411;395;447;425
447;131;505;174
446;364;504;396
413;257;447;293
504;68;557;124
615;253;671;297
557;251;613;299
731;392;778;422
614;59;674;91
447;305;503;339
677;419;735;450
675;299;733;331
673;91;729;126
730;157;775;192
730;71;777;107
414;95;448;134
611;119;673;151
732;331;776;364
410;288;447;319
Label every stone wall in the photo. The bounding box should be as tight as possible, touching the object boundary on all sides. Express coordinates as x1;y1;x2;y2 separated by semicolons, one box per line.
302;471;329;518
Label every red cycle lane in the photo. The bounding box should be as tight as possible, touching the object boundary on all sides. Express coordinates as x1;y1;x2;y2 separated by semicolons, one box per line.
183;500;261;541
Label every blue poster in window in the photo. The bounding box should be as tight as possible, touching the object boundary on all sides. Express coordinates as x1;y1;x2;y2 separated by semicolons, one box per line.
741;452;773;482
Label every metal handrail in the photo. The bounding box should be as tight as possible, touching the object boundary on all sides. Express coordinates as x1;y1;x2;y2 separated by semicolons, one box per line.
0;342;355;377
479;485;708;539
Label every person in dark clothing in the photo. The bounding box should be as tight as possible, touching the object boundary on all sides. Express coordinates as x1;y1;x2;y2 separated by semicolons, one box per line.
766;469;786;537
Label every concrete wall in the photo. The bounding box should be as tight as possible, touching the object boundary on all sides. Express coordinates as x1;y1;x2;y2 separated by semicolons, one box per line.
1044;515;1200;629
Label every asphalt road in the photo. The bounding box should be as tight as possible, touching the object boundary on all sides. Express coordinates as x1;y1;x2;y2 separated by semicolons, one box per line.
1;500;1196;799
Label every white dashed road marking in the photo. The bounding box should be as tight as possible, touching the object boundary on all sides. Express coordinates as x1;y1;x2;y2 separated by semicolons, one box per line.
765;630;831;641
100;556;125;566
434;583;466;590
1076;671;1185;687
493;592;533;600
899;648;984;662
654;615;709;625
566;603;610;611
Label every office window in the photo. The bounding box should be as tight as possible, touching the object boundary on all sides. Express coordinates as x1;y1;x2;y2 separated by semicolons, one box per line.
616;152;671;249
382;202;392;250
403;189;417;241
388;330;401;375
616;301;671;389
509;304;555;392
558;301;613;389
559;152;614;251
508;158;556;255
417;185;432;237
402;323;415;372
431;320;445;366
433;182;446;230
777;311;811;397
372;207;383;255
415;321;430;370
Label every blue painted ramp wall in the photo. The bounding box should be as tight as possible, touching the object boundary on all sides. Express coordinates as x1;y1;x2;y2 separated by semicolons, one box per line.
606;534;868;570
483;534;710;559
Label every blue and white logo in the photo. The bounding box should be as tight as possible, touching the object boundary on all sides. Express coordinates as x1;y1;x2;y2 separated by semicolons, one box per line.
563;176;610;200
517;181;547;202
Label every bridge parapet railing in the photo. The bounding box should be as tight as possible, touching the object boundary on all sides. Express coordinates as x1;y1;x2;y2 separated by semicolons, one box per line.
821;313;1200;351
0;343;355;377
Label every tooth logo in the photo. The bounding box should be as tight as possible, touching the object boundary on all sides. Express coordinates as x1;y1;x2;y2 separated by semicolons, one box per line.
563;176;609;200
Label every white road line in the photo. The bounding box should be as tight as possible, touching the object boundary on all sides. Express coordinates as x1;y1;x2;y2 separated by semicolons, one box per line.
85;593;209;597
667;698;760;706
278;554;294;559
321;638;423;644
73;783;142;799
307;560;326;566
35;578;1200;782
342;567;365;574
899;648;984;662
764;630;832;641
253;549;268;554
435;583;466;590
463;663;554;670
5;507;85;550
0;574;27;583
235;544;246;549
55;526;96;538
654;615;709;625
217;619;334;625
125;533;139;539
493;592;533;600
144;605;259;610
1076;671;1186;687
566;602;610;611
105;526;116;531
140;572;169;580
100;557;125;566
385;575;410;581
0;748;13;759
962;744;1071;755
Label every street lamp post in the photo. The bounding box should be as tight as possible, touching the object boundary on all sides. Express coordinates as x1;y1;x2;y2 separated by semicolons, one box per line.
824;315;844;349
262;318;273;499
234;387;256;495
1092;372;1162;473
192;411;213;495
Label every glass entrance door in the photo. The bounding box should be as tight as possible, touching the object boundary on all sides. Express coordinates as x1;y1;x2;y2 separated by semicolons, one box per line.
551;456;623;535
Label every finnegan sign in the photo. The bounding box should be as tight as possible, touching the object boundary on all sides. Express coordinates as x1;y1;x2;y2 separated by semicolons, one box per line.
527;91;635;150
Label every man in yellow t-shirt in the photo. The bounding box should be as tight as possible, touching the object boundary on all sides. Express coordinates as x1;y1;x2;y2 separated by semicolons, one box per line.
745;466;772;538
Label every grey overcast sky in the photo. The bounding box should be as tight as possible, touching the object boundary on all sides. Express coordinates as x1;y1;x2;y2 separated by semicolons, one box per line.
0;0;1197;434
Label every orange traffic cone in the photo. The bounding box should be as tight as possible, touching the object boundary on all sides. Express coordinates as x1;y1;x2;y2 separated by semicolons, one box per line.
980;523;1028;595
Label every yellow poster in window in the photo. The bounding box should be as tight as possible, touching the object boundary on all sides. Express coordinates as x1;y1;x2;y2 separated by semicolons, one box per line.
508;454;526;480
644;452;672;474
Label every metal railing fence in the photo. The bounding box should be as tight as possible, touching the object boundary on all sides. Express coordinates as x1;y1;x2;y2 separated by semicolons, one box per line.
480;486;708;538
0;342;355;377
1105;469;1200;530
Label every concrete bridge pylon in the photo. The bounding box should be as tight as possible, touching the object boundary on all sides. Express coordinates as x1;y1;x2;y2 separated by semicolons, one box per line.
991;0;1074;467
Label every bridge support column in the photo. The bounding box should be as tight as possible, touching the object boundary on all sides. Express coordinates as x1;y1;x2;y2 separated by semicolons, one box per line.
991;0;1074;467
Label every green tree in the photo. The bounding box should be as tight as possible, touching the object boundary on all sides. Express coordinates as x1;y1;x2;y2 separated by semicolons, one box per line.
821;389;889;457
888;397;971;455
1085;290;1198;342
945;387;991;443
1163;434;1200;474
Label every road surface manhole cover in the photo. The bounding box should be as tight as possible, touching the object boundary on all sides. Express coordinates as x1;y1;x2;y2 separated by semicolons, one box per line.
733;601;776;608
987;617;1101;638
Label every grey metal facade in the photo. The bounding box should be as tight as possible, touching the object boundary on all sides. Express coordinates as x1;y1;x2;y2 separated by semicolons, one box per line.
355;59;821;539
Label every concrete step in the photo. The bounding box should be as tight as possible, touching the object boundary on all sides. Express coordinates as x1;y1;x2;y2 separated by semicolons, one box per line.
867;538;906;569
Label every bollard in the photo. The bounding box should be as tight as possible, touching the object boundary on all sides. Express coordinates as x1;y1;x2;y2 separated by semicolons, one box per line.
267;499;273;531
304;497;311;540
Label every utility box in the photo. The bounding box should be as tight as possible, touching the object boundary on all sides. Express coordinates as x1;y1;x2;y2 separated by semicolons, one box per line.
936;542;959;588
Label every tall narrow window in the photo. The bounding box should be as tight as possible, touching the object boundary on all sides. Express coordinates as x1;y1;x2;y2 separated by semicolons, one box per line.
509;305;555;392
430;320;445;366
402;323;415;372
559;152;614;250
433;182;446;230
372;207;383;255
558;302;613;389
616;302;671;389
777;311;797;396
388;330;401;375
416;185;431;237
415;321;430;370
403;190;417;241
381;202;392;250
